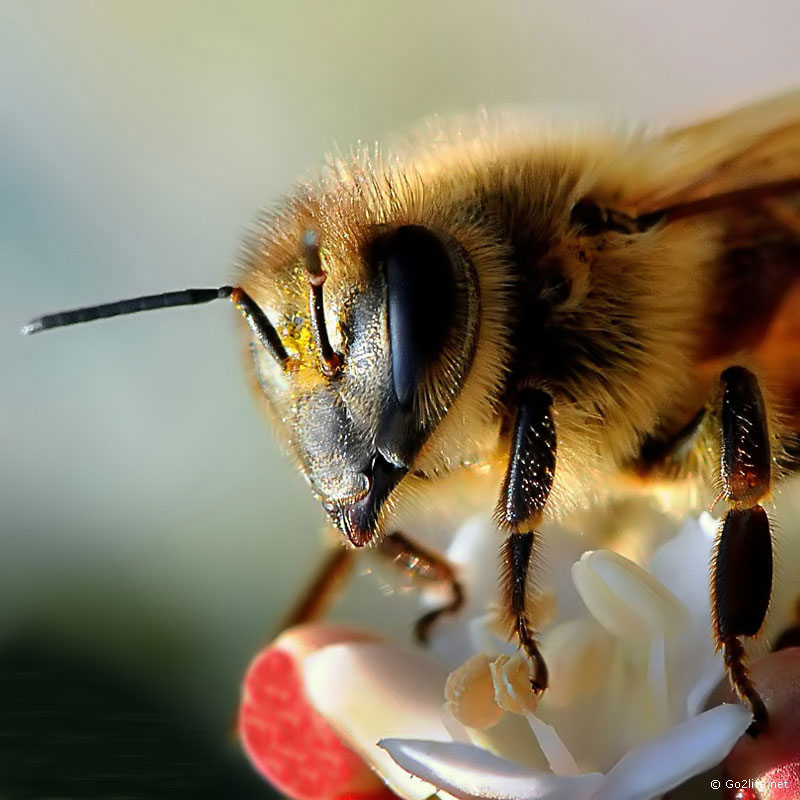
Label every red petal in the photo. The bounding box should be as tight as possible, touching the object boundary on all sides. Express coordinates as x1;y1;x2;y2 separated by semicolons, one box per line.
239;626;396;800
723;649;800;799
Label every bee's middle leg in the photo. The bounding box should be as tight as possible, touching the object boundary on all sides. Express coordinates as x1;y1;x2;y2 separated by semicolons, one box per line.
496;388;556;694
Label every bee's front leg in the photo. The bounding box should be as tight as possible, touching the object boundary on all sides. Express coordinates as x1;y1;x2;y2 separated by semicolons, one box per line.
496;388;556;695
713;366;774;737
379;531;465;645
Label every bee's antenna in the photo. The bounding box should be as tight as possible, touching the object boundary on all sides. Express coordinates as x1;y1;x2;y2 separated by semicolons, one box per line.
22;286;291;369
226;287;291;367
303;230;342;377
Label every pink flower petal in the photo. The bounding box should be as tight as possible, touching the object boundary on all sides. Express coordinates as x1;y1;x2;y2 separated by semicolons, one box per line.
302;641;452;800
723;648;800;798
379;738;603;800
239;625;396;800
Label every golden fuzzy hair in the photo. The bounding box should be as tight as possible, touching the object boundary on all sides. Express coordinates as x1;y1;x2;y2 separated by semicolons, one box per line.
238;93;800;529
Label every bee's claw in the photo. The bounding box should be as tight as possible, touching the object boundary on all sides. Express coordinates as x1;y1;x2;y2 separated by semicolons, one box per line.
520;638;549;696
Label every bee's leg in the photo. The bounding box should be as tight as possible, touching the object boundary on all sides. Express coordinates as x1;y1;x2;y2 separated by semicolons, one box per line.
379;531;464;645
712;366;774;736
277;545;356;631
496;388;556;694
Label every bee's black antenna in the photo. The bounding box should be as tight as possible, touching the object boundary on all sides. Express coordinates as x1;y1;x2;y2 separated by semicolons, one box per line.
226;287;291;367
303;230;342;377
22;285;290;368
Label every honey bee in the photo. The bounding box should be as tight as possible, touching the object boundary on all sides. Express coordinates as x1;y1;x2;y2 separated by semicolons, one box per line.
23;91;800;736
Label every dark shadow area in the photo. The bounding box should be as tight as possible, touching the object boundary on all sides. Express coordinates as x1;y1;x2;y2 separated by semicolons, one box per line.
0;637;278;800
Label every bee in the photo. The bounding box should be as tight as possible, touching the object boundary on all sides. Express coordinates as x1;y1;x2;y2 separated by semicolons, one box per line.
23;91;800;736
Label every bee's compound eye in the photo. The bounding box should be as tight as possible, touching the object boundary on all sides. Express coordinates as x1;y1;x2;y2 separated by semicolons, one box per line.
383;225;456;408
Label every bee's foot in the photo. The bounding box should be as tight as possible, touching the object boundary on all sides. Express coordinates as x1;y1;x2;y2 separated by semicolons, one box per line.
519;637;549;695
744;690;769;738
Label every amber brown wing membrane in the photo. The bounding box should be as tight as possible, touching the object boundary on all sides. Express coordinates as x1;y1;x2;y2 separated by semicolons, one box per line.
616;89;800;216
611;91;800;431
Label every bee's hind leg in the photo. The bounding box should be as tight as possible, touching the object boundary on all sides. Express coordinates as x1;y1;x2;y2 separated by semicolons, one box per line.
712;366;774;737
379;531;465;645
496;388;557;695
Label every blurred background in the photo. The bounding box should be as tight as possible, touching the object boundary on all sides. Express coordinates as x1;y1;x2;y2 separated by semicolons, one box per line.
2;1;799;796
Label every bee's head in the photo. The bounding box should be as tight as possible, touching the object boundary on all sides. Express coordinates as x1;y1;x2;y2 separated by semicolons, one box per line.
22;173;514;548
242;196;514;546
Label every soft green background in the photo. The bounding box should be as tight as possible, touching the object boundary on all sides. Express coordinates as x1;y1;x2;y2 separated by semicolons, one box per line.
1;0;799;790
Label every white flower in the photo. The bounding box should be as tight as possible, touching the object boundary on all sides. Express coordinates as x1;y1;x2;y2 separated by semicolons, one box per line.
298;512;753;800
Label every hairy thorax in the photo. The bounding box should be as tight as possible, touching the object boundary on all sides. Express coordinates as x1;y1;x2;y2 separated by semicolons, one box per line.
429;148;718;515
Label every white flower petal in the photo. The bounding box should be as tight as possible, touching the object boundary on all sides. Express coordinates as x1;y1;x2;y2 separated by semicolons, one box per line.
686;657;725;717
467;612;518;660
590;703;752;800
428;516;505;668
526;714;581;776
649;513;717;601
444;515;502;620
380;738;603;800
302;642;451;800
572;549;690;640
446;515;496;569
539;618;615;707
644;635;669;734
648;513;723;720
536;645;635;772
431;516;595;668
328;512;753;800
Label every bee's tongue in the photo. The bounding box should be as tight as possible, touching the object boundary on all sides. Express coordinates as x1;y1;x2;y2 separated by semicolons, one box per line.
239;625;397;800
339;453;407;548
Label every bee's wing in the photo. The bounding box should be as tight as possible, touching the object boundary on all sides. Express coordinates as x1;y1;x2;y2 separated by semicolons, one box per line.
616;91;800;435
617;90;800;217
